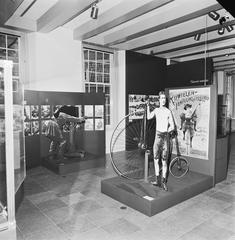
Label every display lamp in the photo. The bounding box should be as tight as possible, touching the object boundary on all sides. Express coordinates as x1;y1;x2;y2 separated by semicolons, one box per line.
194;33;201;41
208;11;220;21
219;16;227;25
90;3;98;19
225;24;234;32
218;26;225;35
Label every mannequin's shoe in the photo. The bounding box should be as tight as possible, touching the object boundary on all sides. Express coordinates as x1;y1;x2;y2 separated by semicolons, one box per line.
161;177;168;191
151;175;161;187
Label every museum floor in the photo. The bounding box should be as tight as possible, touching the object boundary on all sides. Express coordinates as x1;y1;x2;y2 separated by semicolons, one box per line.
15;134;235;240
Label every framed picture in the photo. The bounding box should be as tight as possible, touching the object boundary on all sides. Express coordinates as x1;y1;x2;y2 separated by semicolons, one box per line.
84;105;93;117
128;94;159;120
84;118;94;131
95;105;103;118
31;105;39;120
41;105;51;119
95;118;104;130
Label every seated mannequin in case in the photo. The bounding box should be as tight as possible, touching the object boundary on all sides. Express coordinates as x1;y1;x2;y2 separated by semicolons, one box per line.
45;105;86;160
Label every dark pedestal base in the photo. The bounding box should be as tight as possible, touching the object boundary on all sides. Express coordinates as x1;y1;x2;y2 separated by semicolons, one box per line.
101;171;213;217
42;153;105;175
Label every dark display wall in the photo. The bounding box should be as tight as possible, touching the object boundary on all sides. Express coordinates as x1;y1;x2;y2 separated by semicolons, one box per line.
126;51;167;96
166;58;213;87
24;90;106;170
126;51;213;93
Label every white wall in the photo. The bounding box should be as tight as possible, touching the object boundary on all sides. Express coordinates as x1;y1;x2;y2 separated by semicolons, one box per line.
24;27;126;153
25;27;83;92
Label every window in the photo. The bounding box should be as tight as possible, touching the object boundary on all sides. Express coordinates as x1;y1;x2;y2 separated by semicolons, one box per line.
83;48;112;125
0;33;20;90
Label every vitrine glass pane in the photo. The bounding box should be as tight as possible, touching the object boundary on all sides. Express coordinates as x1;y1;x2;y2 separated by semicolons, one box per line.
0;67;7;226
13;82;25;192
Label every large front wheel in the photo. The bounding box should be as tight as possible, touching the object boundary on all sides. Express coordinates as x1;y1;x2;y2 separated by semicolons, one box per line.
110;110;156;180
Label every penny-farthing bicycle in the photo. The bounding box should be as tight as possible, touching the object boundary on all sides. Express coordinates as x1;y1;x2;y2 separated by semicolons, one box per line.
110;106;189;180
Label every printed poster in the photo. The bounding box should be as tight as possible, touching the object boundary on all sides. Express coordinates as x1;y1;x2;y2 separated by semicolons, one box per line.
169;87;210;159
129;94;159;120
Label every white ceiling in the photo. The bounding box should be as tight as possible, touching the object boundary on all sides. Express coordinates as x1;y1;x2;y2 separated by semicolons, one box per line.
2;0;235;73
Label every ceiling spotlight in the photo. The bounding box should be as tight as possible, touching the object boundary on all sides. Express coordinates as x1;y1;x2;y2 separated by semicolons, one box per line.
218;26;225;35
225;24;234;32
219;16;228;25
194;33;201;41
208;11;220;21
90;3;98;19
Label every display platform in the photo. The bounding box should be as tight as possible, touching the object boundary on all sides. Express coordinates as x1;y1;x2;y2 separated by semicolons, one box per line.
42;153;105;175
101;171;213;217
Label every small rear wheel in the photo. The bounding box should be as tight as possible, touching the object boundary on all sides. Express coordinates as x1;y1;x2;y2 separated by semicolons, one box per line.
169;156;189;178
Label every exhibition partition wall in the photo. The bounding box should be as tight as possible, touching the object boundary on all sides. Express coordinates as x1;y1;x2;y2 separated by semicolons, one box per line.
24;90;106;174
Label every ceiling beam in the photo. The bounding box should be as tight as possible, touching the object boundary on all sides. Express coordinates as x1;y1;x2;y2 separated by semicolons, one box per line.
214;61;235;67
173;49;235;62
213;55;235;62
104;1;222;46
113;8;229;51
214;66;235;71
151;33;235;56
0;0;24;27
37;0;95;33
5;14;37;32
131;20;235;51
169;44;235;59
74;0;173;40
214;63;235;68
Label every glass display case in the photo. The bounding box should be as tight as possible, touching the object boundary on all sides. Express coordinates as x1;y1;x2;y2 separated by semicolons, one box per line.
0;60;25;232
